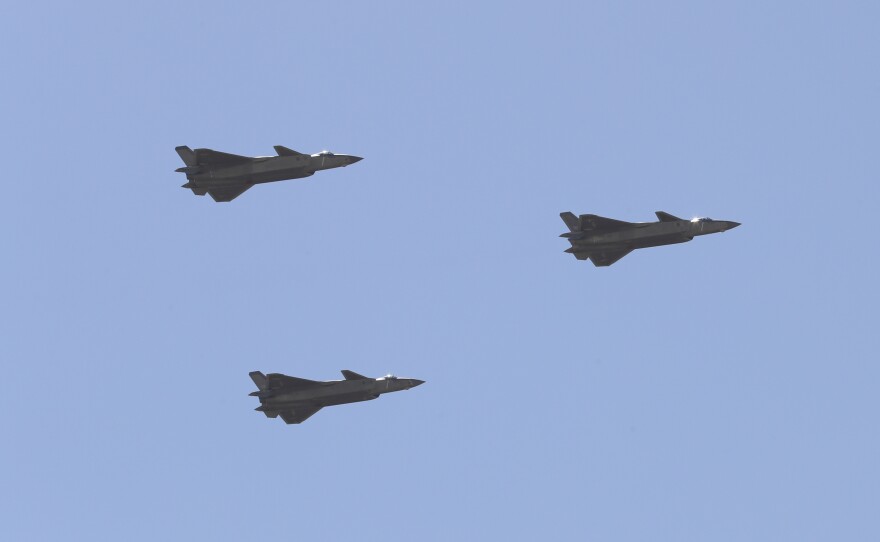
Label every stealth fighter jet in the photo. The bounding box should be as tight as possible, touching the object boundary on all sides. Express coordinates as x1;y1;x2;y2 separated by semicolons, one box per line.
174;145;362;202
249;370;424;424
560;211;740;266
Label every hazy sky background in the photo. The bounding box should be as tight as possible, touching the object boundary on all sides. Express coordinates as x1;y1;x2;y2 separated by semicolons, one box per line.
2;1;878;540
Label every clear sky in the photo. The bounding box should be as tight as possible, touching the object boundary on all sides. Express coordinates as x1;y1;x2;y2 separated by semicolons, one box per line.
2;1;878;540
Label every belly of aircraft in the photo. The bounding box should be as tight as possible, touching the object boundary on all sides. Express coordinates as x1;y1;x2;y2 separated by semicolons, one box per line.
571;233;691;250
191;166;314;186
249;169;314;184
265;391;376;408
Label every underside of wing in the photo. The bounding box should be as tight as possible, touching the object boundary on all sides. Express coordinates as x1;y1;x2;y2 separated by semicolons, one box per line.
194;148;253;167
589;249;633;267
207;184;252;202
279;406;322;424
579;214;633;231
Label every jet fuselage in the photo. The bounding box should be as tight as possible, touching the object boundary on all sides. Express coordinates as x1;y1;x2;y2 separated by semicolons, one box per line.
249;370;424;423
175;145;362;202
566;219;735;251
560;211;740;266
261;377;421;409
186;153;359;187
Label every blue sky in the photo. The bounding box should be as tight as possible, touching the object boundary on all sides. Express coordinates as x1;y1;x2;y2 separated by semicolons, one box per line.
2;1;878;540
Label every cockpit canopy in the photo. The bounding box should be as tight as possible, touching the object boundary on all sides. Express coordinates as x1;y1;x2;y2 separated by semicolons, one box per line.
313;150;335;156
378;374;397;380
690;217;714;223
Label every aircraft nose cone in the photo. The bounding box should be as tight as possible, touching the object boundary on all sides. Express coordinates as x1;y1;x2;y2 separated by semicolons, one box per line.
409;379;425;388
726;221;741;230
348;155;363;164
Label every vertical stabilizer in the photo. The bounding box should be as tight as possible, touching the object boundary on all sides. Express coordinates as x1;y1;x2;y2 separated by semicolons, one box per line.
560;212;580;231
249;371;268;390
175;146;197;166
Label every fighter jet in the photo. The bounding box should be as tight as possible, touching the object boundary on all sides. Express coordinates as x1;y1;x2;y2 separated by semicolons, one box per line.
174;145;362;202
249;370;425;424
560;211;740;266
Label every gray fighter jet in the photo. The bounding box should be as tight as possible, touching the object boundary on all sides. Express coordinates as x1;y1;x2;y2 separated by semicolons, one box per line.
560;211;740;266
174;145;362;202
249;370;425;424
